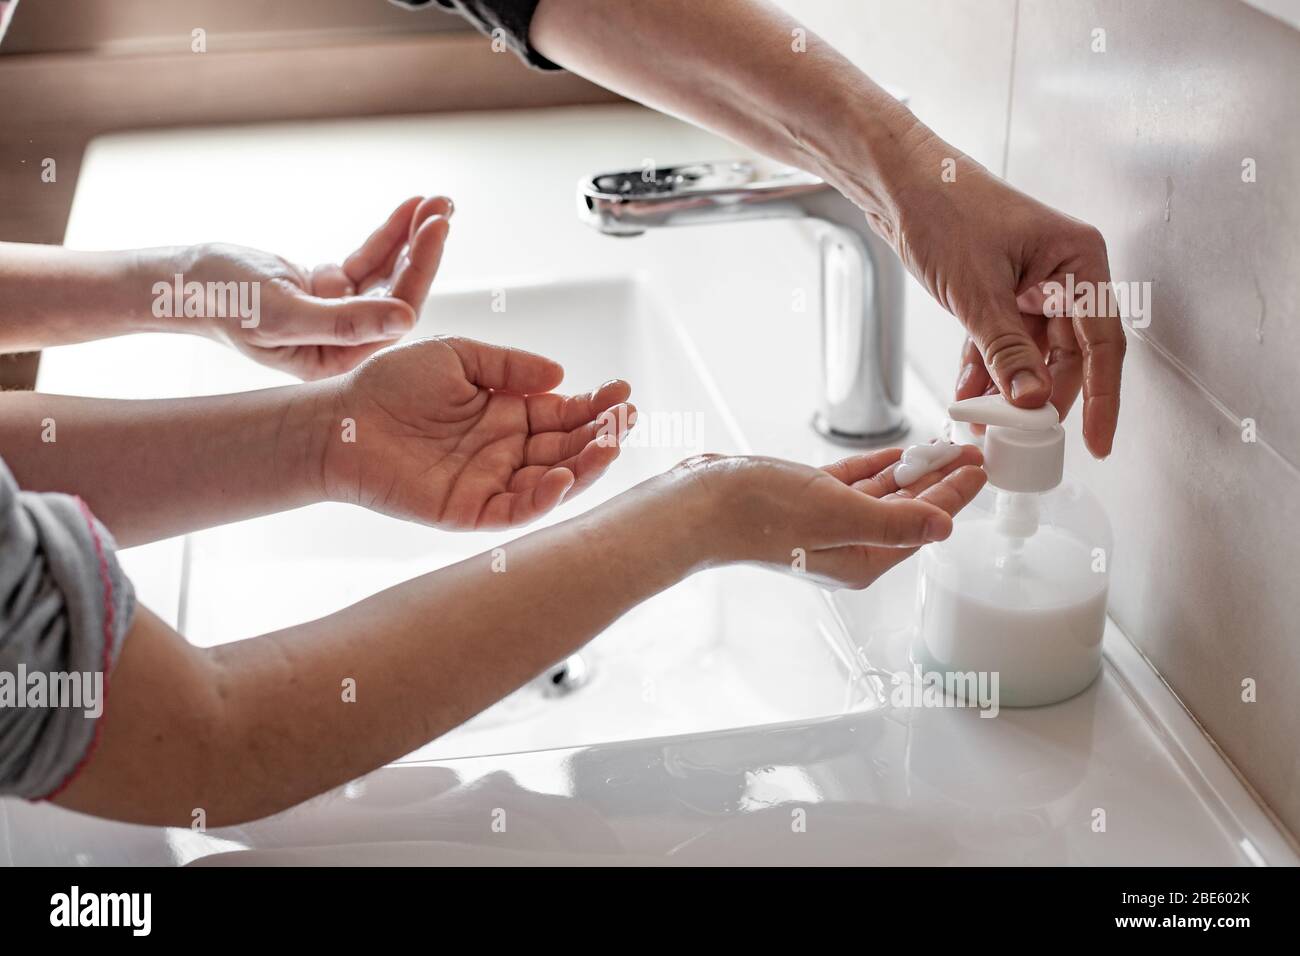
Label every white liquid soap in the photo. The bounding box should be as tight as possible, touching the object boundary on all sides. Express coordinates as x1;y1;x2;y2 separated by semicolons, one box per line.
914;396;1112;707
893;440;963;486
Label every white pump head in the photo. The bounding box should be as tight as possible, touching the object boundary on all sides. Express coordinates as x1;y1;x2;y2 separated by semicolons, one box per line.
948;395;1064;493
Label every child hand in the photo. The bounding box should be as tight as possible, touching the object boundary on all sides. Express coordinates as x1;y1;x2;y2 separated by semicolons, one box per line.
661;445;986;589
181;196;452;380
317;335;634;530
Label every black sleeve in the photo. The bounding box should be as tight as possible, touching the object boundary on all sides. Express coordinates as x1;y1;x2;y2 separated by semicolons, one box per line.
389;0;562;72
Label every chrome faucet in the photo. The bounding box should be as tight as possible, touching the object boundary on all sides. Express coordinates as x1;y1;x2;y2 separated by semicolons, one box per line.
578;159;907;444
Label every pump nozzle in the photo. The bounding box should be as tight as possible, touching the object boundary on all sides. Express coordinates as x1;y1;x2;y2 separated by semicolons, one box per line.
948;394;1059;431
948;395;1064;493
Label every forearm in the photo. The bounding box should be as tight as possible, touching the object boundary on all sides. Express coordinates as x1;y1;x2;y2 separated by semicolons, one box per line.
531;0;930;227
0;385;328;546
0;242;192;352
56;476;704;825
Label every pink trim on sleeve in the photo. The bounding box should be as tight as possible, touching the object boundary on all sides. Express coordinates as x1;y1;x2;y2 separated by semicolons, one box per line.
35;497;117;802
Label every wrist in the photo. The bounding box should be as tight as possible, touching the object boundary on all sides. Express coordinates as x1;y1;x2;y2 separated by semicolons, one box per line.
128;244;221;339
277;377;344;508
637;455;754;572
806;84;951;242
582;463;722;583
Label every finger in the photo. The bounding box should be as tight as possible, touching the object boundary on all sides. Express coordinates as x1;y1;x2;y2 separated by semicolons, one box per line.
813;482;953;549
955;336;992;402
910;464;988;517
1016;282;1050;315
518;404;635;502
1072;266;1126;459
1044;312;1084;424
524;400;634;466
444;337;565;394
955;337;994;436
270;295;416;346
477;467;575;529
388;213;450;314
408;195;454;242
342;196;424;286
551;403;635;487
565;434;624;498
308;263;354;298
526;379;631;433
853;443;983;498
819;448;904;486
506;463;553;492
838;464;990;583
967;296;1052;409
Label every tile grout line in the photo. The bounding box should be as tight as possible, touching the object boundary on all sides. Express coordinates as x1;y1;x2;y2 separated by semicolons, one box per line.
998;0;1021;180
995;0;1297;481
1127;324;1300;481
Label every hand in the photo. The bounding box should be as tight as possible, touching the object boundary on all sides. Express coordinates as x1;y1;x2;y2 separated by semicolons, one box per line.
178;196;454;380
663;445;986;589
887;134;1125;458
318;335;635;530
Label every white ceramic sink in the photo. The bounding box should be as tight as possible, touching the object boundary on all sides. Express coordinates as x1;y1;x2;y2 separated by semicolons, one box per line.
181;275;880;760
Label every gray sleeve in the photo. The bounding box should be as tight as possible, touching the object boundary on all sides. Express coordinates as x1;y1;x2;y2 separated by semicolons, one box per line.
0;457;136;800
389;0;562;71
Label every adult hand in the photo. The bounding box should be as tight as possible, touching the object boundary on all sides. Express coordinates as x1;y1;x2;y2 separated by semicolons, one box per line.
889;138;1125;457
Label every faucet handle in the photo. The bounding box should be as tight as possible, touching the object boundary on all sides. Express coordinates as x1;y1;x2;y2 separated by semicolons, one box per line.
580;160;824;236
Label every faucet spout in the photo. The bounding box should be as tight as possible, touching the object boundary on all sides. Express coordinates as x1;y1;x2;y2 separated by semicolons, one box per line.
578;160;907;444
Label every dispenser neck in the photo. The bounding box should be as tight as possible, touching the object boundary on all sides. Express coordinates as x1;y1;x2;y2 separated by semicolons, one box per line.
983;422;1065;493
994;489;1041;538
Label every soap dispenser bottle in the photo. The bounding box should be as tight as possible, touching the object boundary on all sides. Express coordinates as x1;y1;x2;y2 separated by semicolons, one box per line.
915;395;1112;706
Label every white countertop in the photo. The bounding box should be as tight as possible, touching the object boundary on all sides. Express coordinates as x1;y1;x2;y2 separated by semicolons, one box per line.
4;104;1294;866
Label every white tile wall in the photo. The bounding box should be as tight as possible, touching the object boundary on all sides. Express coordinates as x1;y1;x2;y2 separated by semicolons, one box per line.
1006;0;1300;838
778;0;1300;838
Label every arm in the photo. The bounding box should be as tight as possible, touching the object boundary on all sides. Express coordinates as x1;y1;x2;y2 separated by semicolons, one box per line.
535;0;917;226
0;243;161;352
0;336;631;546
0;388;326;547
0;194;454;380
54;447;985;826
528;0;1125;457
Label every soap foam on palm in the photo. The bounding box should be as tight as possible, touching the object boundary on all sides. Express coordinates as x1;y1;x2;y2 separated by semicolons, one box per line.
894;441;962;486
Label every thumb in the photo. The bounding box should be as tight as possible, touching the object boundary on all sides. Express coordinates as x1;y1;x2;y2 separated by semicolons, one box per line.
443;337;565;394
840;493;953;548
273;295;416;346
970;298;1051;407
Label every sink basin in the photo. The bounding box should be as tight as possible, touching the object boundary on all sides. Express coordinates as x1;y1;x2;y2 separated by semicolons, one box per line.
180;275;881;760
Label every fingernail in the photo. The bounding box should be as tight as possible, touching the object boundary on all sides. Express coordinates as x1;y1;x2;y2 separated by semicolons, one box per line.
924;515;949;542
956;364;975;391
383;311;409;336
1010;371;1042;401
